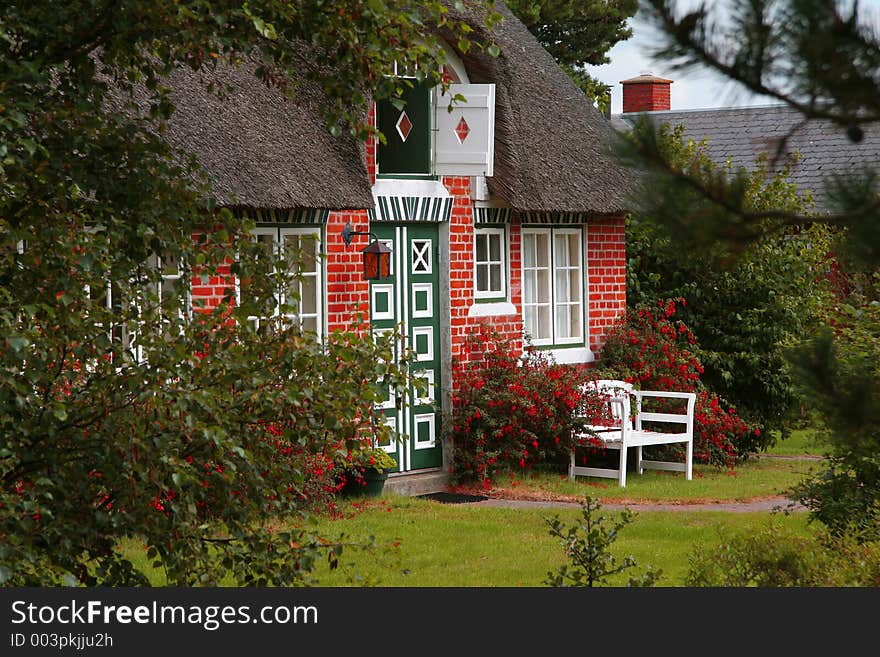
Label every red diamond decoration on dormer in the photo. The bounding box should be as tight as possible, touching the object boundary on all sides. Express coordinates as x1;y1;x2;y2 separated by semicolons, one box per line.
455;116;470;143
396;111;413;142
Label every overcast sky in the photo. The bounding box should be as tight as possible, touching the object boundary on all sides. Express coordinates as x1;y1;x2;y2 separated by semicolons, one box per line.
588;1;880;115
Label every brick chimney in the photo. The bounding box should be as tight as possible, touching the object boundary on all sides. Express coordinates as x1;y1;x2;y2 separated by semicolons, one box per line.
621;73;673;113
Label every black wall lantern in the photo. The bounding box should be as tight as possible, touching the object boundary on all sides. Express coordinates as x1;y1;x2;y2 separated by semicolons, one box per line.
341;222;392;281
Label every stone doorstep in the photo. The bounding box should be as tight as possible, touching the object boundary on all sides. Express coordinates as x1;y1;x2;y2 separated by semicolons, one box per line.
384;469;450;496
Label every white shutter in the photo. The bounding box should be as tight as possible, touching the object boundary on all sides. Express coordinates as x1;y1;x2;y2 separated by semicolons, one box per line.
433;83;495;177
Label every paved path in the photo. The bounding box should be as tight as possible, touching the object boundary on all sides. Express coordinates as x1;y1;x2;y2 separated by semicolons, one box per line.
470;495;806;513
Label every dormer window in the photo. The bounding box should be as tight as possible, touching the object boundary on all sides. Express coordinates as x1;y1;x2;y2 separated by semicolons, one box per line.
375;51;495;179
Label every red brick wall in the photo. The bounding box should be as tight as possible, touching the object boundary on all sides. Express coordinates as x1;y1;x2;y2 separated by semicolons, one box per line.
326;209;371;333
190;232;234;313
187;214;627;363
587;216;627;356
622;82;671;113
190;271;233;312
444;178;524;365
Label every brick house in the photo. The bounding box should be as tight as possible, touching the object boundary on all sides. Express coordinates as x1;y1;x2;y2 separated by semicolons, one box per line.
148;2;635;494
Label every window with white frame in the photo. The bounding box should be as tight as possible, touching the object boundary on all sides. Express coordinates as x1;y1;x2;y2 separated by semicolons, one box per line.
84;254;189;363
521;227;584;346
473;226;506;300
243;226;323;335
149;252;189;325
86;280;136;358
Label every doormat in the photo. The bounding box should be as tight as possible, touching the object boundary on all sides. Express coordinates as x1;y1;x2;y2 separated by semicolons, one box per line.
419;492;488;504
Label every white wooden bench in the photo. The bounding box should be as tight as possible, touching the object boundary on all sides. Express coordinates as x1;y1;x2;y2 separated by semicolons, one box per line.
569;379;696;487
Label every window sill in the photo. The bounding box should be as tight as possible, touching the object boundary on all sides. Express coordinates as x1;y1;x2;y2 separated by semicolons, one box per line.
528;345;594;365
467;301;517;318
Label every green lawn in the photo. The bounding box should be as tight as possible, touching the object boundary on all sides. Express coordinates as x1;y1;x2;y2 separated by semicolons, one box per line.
763;426;828;456
468;446;821;503
118;429;829;587
302;495;814;587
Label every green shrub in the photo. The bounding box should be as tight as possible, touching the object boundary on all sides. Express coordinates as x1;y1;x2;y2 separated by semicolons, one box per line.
787;274;880;538
544;495;660;587
686;522;880;586
626;125;832;440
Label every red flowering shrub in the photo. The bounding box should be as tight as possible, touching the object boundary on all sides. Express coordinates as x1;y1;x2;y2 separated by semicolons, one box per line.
599;298;703;392
449;325;602;487
598;298;761;467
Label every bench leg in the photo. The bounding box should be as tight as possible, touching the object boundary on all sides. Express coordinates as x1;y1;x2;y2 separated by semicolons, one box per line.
685;440;693;481
618;446;627;487
636;446;644;474
569;449;575;480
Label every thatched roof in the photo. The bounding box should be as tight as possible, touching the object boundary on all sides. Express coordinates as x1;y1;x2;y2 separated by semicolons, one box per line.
124;1;633;215
110;52;374;211
447;1;635;215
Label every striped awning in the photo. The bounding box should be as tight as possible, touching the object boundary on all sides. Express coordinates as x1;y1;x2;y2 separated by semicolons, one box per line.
520;211;589;225
473;206;512;224
368;195;453;223
232;208;330;224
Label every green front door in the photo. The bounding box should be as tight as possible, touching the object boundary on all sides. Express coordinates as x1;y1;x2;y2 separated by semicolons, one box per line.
370;223;442;472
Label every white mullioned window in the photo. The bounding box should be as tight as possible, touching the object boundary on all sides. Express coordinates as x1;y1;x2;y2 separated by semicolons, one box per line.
473;226;506;300
85;280;137;359
521;227;584;346
84;254;190;364
244;226;323;336
150;252;190;324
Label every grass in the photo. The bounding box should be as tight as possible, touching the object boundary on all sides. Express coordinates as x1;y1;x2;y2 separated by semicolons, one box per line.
461;446;821;504
306;428;829;586
117;427;830;587
303;495;815;587
764;426;828;456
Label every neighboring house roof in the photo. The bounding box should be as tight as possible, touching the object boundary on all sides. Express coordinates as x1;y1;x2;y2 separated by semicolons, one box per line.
614;103;880;214
448;1;635;215
111;1;633;216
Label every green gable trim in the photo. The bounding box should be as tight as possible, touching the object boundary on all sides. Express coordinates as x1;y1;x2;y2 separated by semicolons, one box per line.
232;208;330;224
474;207;512;224
521;211;587;225
368;196;453;223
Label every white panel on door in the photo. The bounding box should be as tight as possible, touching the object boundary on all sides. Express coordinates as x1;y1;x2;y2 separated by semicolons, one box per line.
412;326;435;362
413;370;435;405
411;283;434;318
413;413;436;449
371;284;395;321
411;239;432;274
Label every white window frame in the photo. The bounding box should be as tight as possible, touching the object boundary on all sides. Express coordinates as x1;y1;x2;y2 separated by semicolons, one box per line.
473;226;507;301
85;280;140;361
152;252;191;325
240;226;324;336
521;226;585;347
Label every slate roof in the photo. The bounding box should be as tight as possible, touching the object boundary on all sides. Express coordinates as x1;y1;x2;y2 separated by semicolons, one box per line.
614;103;880;214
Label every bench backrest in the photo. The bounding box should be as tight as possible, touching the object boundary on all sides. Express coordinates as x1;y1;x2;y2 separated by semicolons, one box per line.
580;379;634;428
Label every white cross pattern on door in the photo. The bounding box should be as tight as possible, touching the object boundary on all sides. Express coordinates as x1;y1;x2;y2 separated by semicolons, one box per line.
411;239;432;274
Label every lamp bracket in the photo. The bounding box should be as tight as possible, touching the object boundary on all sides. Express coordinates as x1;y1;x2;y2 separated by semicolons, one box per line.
341;221;379;247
